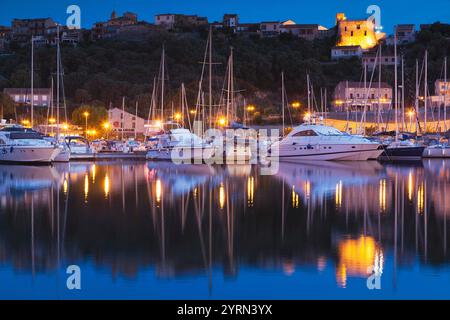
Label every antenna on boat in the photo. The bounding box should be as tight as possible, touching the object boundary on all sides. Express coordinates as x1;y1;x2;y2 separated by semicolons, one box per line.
394;30;399;142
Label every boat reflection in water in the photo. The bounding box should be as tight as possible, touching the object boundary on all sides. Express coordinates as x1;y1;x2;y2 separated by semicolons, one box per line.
0;160;449;299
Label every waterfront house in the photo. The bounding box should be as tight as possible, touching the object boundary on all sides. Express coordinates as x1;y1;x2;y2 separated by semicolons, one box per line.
3;88;51;107
333;81;392;112
108;107;147;137
331;45;363;59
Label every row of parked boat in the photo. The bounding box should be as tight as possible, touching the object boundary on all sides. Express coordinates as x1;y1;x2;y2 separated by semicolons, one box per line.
0;119;448;164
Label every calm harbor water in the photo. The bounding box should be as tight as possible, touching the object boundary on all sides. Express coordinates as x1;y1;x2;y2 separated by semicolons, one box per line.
0;159;449;299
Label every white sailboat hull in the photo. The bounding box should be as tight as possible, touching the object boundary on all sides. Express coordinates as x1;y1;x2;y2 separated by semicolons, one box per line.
0;145;60;163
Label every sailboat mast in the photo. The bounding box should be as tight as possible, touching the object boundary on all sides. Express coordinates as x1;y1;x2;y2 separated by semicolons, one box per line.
424;50;428;133
161;46;165;122
281;72;285;135
208;26;212;128
307;74;311;117
401;56;405;132
56;25;60;139
445;57;448;132
378;46;382;131
230;47;234;122
121;96;125;141
135;100;138;139
415;59;419;134
31;37;34;128
394;31;399;140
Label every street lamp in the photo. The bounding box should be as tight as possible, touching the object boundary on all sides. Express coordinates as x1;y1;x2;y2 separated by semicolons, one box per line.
291;101;301;108
103;122;110;139
83;111;89;138
408;109;415;132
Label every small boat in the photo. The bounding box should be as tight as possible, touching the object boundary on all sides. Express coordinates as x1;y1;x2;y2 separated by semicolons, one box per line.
377;139;425;161
64;136;96;160
268;123;383;161
422;144;450;158
146;127;216;162
0;126;60;163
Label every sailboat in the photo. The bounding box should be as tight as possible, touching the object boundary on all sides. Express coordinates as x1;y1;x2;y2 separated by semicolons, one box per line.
145;46;216;162
423;56;450;158
211;47;252;162
52;26;70;162
378;32;425;161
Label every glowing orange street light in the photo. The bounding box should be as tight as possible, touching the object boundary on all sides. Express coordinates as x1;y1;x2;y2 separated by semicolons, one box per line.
49;118;56;124
218;117;227;126
21;119;30;127
103;122;110;129
83;111;89;138
189;109;197;115
291;101;301;108
174;112;182;121
246;105;256;112
408;109;415;131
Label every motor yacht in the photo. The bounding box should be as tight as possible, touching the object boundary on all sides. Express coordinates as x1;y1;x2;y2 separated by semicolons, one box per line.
0;126;60;163
268;123;383;161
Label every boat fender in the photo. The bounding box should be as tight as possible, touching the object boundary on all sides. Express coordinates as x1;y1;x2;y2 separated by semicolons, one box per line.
10;146;13;153
307;144;313;149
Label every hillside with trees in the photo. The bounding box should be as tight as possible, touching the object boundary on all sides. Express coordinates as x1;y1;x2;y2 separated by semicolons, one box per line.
0;22;449;123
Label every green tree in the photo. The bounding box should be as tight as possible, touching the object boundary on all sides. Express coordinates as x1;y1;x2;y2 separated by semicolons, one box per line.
71;104;108;129
0;93;15;119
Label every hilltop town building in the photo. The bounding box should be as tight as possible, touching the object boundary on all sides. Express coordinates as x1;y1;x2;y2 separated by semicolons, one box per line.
280;23;329;40
92;11;139;40
331;46;363;59
333;81;392;111
11;18;57;43
362;52;399;70
155;13;207;30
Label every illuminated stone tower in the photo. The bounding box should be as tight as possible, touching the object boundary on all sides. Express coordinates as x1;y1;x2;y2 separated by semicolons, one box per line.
335;13;384;50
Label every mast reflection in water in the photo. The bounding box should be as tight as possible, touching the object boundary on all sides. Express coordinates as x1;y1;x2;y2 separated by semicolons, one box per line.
0;160;449;299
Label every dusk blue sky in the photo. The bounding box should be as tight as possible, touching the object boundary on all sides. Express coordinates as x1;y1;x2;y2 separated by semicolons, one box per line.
0;0;449;34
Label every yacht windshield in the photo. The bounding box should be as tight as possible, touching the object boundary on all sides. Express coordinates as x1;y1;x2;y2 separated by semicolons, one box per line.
9;132;43;140
317;127;344;136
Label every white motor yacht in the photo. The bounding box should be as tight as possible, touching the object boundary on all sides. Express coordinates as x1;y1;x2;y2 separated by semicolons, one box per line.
146;126;216;162
0;126;60;163
268;123;383;161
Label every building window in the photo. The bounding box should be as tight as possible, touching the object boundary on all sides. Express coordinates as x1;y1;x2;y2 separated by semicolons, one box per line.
344;26;347;32
364;31;367;36
33;95;38;101
14;95;19;102
350;31;353;36
42;96;47;101
120;113;123;119
357;24;360;29
132;122;136;129
385;94;388;99
371;93;375;99
350;93;354;99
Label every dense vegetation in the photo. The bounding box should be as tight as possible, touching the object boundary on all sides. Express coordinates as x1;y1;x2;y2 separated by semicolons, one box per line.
0;22;449;124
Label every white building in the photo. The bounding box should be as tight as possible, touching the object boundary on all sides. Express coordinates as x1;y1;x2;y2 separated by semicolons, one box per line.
3;88;51;107
362;52;399;70
333;81;392;111
331;46;363;60
108;107;147;137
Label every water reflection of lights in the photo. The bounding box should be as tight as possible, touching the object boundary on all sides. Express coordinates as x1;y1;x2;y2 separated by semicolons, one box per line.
219;183;225;209
291;185;299;208
104;175;110;198
63;178;68;194
317;256;327;272
418;182;424;214
336;236;383;288
304;180;311;199
156;179;162;203
282;260;295;276
84;174;89;202
335;180;342;208
193;187;198;198
91;164;96;183
247;176;254;207
379;179;386;212
408;171;413;201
